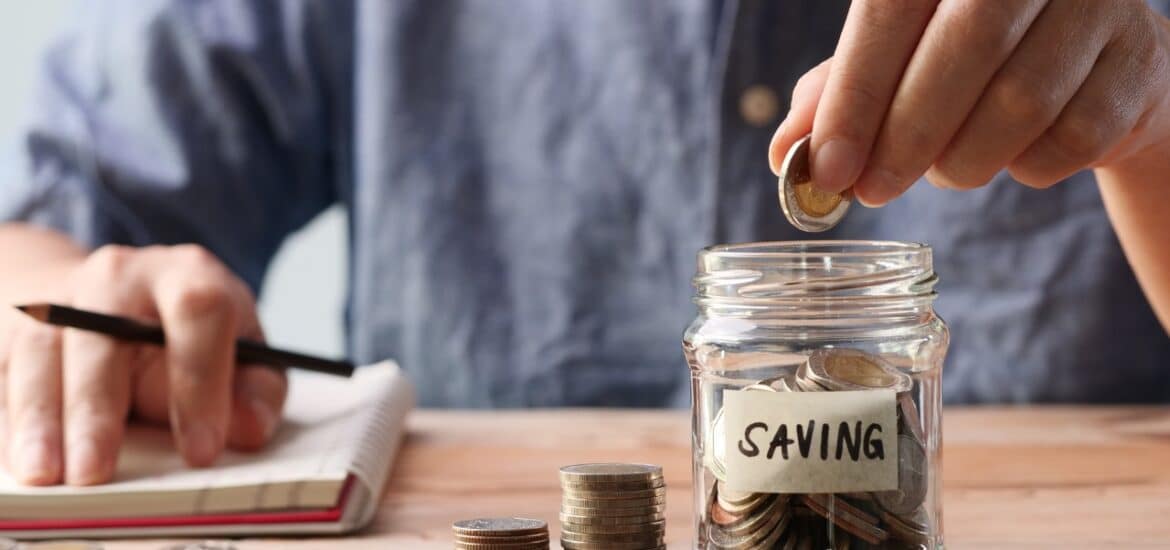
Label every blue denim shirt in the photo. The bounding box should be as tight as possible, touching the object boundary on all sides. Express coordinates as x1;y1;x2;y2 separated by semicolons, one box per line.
5;0;1170;407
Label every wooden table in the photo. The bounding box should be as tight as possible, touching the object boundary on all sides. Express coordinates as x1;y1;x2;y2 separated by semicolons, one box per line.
112;407;1170;549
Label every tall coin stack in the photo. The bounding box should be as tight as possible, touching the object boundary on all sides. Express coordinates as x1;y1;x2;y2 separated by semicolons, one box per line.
452;517;550;549
558;463;666;550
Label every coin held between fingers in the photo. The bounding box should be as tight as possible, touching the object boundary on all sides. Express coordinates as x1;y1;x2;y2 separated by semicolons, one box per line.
779;134;853;232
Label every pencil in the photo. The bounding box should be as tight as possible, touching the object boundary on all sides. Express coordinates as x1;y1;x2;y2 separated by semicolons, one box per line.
14;303;354;378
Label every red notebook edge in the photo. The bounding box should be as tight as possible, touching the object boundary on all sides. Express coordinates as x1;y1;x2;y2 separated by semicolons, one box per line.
0;474;356;532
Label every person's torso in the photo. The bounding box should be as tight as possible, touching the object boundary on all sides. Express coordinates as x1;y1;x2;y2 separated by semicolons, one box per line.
341;0;1170;407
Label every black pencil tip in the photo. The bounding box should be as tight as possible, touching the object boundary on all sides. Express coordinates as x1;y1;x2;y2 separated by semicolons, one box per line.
13;303;50;322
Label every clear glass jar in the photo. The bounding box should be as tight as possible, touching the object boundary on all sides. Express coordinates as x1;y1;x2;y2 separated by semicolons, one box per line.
683;241;948;549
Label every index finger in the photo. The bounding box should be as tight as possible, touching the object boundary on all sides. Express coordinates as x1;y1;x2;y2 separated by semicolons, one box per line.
810;0;938;195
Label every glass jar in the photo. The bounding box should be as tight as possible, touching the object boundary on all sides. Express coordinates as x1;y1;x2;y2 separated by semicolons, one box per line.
683;241;948;549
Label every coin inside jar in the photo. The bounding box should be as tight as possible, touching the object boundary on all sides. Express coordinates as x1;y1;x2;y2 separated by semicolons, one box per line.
808;348;913;393
778;134;851;232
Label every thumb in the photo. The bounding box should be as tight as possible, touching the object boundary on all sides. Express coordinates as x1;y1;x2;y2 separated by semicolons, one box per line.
227;364;287;451
770;57;833;175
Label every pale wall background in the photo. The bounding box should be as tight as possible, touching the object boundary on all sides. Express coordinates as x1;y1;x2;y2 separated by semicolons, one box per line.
0;2;349;357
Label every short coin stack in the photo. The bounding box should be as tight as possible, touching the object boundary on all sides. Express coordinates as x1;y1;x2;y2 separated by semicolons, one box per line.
559;463;666;550
452;517;550;549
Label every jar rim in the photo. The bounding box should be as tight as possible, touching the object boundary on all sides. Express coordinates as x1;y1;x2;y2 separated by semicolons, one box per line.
694;240;937;317
700;240;929;260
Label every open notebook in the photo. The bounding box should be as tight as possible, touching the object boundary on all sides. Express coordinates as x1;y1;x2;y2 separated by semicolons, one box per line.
0;361;415;539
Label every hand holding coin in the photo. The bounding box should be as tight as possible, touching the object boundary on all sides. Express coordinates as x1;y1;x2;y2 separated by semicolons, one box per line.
769;1;1170;206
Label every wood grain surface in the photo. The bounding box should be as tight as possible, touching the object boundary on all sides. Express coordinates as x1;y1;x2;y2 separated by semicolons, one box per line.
104;407;1170;549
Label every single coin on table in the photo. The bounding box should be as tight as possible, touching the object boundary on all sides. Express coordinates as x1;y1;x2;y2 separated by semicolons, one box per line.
778;134;852;232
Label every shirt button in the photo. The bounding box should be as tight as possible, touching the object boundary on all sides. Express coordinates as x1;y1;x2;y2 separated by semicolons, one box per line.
739;85;781;128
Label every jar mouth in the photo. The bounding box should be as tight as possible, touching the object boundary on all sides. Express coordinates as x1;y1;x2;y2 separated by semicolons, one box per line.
695;240;937;313
700;240;929;260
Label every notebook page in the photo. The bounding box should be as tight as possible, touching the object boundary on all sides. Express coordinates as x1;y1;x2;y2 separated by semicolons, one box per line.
0;362;405;519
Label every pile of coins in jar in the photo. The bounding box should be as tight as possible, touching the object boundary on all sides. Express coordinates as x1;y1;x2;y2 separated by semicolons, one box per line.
704;349;931;549
559;464;666;549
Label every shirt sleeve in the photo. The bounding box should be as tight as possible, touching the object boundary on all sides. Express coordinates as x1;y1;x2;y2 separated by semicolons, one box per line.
0;0;352;291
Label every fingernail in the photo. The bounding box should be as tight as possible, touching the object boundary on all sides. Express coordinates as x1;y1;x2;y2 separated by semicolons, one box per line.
250;398;278;441
768;120;788;175
16;437;58;484
180;421;221;467
812;139;862;193
67;438;106;486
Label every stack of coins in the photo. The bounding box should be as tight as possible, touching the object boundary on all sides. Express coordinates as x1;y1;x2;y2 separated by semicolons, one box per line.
704;348;932;548
559;463;666;549
452;517;550;549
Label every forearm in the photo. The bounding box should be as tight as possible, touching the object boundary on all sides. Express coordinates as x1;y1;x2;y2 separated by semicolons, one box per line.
0;223;86;302
1096;153;1170;335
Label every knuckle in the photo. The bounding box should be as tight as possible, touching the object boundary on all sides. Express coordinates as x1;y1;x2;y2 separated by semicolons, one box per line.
986;71;1063;125
860;0;935;29
169;282;234;320
884;114;935;162
15;322;62;351
1046;112;1114;163
171;244;220;270
84;245;135;281
834;77;885;113
938;1;1018;58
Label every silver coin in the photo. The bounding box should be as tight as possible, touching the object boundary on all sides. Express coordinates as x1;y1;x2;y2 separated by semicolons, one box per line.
794;362;828;392
898;391;926;445
876;434;928;516
800;494;888;545
708;382;781;482
559;463;662;483
714;481;766;513
778;134;852;232
452;517;547;537
880;507;931;545
709;497;787;548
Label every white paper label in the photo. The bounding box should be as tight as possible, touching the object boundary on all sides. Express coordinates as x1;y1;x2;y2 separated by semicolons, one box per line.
722;389;897;493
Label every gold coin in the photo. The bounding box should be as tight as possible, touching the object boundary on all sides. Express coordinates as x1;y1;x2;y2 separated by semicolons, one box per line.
793;180;843;217
778;134;851;232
